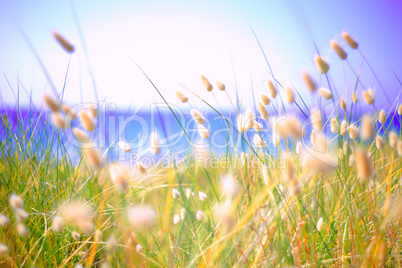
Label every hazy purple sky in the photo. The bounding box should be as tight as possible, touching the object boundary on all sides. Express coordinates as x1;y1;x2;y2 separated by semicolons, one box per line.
0;0;401;109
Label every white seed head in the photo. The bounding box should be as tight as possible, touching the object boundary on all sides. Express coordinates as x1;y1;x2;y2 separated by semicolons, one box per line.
185;188;194;198
0;244;9;256
136;244;143;252
196;210;205;221
389;132;398;148
109;164;130;192
106;236;117;252
172;188;181;199
180;208;186;220
317;217;324;232
330;118;338;133
296;141;302;155
314;54;330;74
221;174;239;197
362;90;375;105
52;216;64;232
318;87;332;100
310;108;323;132
376;135;384;150
348;124;360;140
378;110;386;124
9;194;24;210
72;231;81;241
118;141;131;152
173;214;181;224
199;191;207;201
16;223;29;237
127;206;156;228
0;215;10;227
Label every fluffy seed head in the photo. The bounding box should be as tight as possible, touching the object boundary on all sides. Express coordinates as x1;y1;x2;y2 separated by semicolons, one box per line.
201;75;213;92
118;141;131;152
378;110;386;124
190;109;204;124
106;236;117;252
127;206;156;228
43;93;60;112
261;94;270;105
72;128;89;143
175;90;188;103
262;165;272;186
180;208;186;220
399;104;402;115
389;132;397;148
150;132;160;155
72;231;81;241
356;149;373;182
79;111;95;132
16;223;29;237
301;71;317;92
376;135;384;150
51;113;67;129
314;55;330;74
310;108;323;132
83;148;102;169
137;162;146;174
361;115;374;139
340;120;347;136
185;188;194;198
136;244;143;252
285;87;294;103
330;40;347;60
237;109;254;132
109;164;130;192
267;80;277;98
9;194;24;210
62;104;77;120
216;81;226;91
199;191;207;201
342;31;358;49
52;216;64;232
253;120;263;132
196;210;205;221
362;90;375;105
330;118;338;133
0;244;9;256
52;31;75;53
398;140;402;157
173;214;180;224
197;124;210;139
296;141;302;155
317;217;324;231
172;188;181;199
63;202;94;234
254;134;266;149
88;104;98;119
348;124;360;140
340;98;346;111
352;92;357;103
0;215;10;227
349;154;356;167
258;103;268;120
15;208;29;222
318;87;332;100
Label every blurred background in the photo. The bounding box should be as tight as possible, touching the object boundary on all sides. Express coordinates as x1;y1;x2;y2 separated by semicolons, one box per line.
0;0;401;110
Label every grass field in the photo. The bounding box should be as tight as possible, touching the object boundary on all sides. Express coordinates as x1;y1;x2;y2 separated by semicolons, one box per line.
1;30;402;267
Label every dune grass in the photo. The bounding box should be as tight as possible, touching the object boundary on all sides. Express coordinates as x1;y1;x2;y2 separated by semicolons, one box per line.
1;29;402;268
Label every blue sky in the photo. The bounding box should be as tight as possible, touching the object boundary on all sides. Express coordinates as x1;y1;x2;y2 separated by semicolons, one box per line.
0;0;401;110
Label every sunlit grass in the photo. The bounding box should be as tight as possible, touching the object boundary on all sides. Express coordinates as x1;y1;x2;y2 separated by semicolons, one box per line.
1;29;402;268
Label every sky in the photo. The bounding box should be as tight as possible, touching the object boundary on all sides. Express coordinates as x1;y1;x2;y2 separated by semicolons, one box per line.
0;0;402;111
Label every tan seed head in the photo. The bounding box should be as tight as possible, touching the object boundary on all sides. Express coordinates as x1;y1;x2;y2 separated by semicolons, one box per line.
342;31;358;49
201;75;213;92
314;55;330;74
301;71;317;92
52;31;75;53
330;40;347;60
